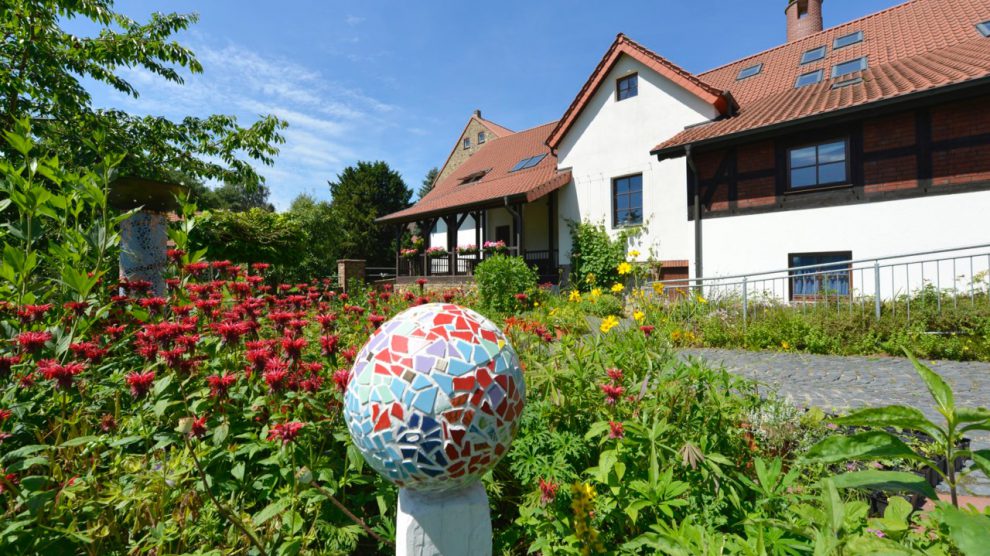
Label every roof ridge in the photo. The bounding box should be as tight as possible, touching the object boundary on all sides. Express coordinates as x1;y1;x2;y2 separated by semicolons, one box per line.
617;34;724;97
698;0;924;78
474;115;515;136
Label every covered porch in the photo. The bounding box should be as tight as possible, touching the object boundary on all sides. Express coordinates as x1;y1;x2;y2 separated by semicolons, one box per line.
392;189;563;285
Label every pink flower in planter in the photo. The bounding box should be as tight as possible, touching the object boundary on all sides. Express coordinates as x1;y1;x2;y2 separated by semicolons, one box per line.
268;421;305;444
609;421;625;439
126;370;156;399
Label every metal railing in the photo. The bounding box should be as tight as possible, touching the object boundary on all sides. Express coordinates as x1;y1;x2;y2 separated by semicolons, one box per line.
647;243;990;325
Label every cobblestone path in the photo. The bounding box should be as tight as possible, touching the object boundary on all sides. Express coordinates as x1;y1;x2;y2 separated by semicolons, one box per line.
678;348;990;496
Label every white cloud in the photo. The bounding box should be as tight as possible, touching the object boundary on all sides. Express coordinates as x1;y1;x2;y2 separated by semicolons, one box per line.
345;15;365;26
87;39;410;210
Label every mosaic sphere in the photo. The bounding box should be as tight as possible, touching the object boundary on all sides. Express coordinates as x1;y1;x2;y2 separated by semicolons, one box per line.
343;303;525;492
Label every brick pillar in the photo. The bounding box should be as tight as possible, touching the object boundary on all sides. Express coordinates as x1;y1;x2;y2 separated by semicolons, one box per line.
337;259;366;292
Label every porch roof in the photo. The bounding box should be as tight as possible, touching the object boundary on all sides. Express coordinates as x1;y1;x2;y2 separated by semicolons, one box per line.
378;121;570;223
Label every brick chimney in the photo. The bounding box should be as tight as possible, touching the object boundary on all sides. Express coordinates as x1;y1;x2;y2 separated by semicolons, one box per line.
786;0;823;42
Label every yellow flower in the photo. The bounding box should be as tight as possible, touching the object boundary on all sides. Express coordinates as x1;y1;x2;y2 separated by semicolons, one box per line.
600;315;619;333
651;282;664;294
584;273;596;285
590;288;602;300
617;262;632;275
696;294;707;304
533;301;540;307
627;250;640;258
611;283;624;293
781;341;790;350
569;290;582;303
633;310;645;322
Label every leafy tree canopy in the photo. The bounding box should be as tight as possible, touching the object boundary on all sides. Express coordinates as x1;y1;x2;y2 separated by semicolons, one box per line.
0;0;286;188
418;166;438;199
328;161;411;266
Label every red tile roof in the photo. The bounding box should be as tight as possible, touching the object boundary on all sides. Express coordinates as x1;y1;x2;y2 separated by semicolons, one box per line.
379;122;569;222
546;34;736;150
653;0;990;156
476;115;514;137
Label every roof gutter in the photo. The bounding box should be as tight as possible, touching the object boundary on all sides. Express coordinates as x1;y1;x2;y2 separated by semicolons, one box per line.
651;75;990;160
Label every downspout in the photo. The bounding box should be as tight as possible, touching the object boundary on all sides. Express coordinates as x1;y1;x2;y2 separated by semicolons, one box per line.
685;144;703;291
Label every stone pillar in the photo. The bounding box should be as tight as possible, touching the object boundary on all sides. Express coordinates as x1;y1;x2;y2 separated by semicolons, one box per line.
119;210;169;296
337;259;366;291
396;482;492;556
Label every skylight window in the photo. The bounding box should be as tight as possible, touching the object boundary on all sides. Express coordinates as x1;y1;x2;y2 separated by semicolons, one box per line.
736;63;763;80
795;69;824;88
509;154;547;172
832;57;868;79
800;46;826;65
978;20;990;37
459;170;488;184
833;30;863;49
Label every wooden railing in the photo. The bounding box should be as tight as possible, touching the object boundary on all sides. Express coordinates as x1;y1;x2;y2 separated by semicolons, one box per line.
396;249;559;283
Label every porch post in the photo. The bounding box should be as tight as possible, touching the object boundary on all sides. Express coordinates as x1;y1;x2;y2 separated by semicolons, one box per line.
474;211;482;269
548;191;557;269
445;214;457;276
394;225;402;278
515;203;524;258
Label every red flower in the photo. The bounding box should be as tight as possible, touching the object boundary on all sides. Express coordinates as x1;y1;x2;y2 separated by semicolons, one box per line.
332;369;351;393
63;301;89;316
251;262;270;273
514;293;528;302
600;384;625;405
640;325;655;337
38;360;85;390
184;261;210;275
0;469;18;495
538;477;559;505
267;421;305;444
16;304;52;323
104;324;127;339
263;362;289;392
315;313;338;331
368;314;386;329
320;335;340;357
159;347;186;369
100;413;117;432
606;368;623;382
207;373;237;398
0;408;11;422
126;370;156;398
138;296;168;313
167;248;186;262
281;336;308;360
212;321;250;345
609;420;625;439
189;415;208;439
340;347;357;364
17;331;52;353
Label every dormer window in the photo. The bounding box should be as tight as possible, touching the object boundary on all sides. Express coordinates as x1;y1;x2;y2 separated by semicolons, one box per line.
616;73;638;101
462;138;471;149
736;63;763;80
478;131;486;144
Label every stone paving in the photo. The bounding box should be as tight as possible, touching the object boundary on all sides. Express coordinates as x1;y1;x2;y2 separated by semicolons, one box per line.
678;348;990;496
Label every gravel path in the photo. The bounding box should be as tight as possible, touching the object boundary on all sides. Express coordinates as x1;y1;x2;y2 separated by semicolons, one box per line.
678;348;990;496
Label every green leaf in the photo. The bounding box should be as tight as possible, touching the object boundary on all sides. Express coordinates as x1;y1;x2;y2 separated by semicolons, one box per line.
831;470;937;500
232;462;245;482
904;350;954;419
59;435;100;448
253;498;290;526
213;422;229;446
584;421;610;441
833;406;944;441
937;503;990;556
969;450;990;477
804;431;921;464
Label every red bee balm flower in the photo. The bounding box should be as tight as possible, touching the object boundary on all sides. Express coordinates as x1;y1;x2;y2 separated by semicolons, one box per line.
16;304;52;323
125;370;156;398
320;335;339;357
189;415;208;439
281;336;307;360
640;325;655;337
38;360;85;390
263;364;289;392
538;477;559;505
17;331;52;353
606;368;623;382
0;355;21;377
267;421;305;444
207;373;237;398
368;314;386;329
609;421;625;439
332;369;351;393
600;384;625;405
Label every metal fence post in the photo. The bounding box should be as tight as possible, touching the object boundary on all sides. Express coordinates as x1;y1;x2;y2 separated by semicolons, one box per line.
742;276;748;330
874;261;882;321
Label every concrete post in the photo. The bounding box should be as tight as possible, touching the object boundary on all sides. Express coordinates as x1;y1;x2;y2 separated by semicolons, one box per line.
396;482;492;556
119;210;169;296
337;259;366;292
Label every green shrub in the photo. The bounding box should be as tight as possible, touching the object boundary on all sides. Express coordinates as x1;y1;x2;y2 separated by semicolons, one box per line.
568;220;628;291
473;254;538;314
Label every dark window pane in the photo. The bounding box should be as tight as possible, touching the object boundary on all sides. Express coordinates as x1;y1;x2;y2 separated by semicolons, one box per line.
522;153;546;169
616;194;629;210
790;167;817;188
510;158;529;172
818;161;847;184
478;131;486;144
790;146;817;168
617;74;638;100
628;174;643;192
615;179;629;194
463;138;470;149
818;141;846;163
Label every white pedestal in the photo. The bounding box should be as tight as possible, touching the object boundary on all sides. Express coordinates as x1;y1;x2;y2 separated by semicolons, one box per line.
396;481;492;556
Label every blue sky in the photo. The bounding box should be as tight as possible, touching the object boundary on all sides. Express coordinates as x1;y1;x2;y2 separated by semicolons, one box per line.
81;1;903;210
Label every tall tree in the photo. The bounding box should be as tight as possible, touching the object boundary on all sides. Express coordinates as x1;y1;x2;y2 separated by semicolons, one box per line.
0;0;285;187
329;161;411;266
288;194;340;279
418;166;439;199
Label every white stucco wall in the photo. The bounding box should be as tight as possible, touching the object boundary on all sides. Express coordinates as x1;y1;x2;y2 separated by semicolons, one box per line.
555;54;719;269
429;215;478;250
702;190;990;300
